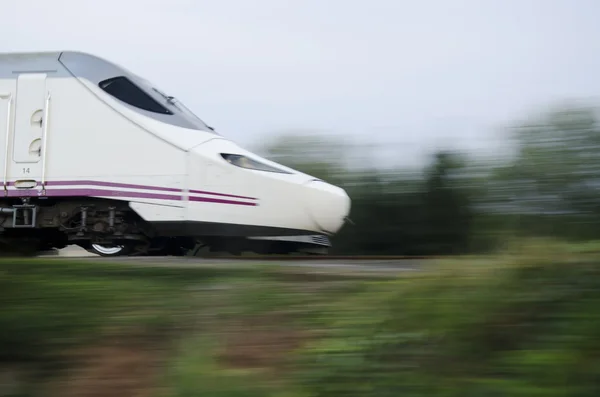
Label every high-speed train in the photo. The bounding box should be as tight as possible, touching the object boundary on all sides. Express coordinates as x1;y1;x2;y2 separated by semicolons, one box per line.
0;51;351;256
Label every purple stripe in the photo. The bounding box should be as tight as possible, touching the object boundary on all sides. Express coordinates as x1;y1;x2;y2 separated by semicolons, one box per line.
5;188;180;200
4;188;257;206
8;180;257;200
188;195;257;206
188;188;256;201
5;189;40;197
47;180;181;193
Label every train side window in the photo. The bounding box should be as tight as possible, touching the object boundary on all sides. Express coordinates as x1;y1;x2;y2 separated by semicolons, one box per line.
98;76;173;115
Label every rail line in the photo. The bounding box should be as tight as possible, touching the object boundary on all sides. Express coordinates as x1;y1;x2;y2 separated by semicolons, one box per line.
44;246;450;261
28;247;462;276
191;255;446;261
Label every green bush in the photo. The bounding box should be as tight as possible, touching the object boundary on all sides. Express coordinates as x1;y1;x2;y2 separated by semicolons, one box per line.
0;260;193;364
294;255;600;396
0;273;116;362
166;336;275;397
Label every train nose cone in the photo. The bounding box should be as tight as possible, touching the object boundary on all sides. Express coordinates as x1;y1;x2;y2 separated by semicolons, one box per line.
305;180;351;234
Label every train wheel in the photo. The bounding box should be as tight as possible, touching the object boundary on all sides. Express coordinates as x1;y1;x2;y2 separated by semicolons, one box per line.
89;244;133;257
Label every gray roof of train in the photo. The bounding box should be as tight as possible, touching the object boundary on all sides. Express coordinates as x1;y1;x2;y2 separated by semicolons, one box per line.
0;50;135;77
0;51;212;132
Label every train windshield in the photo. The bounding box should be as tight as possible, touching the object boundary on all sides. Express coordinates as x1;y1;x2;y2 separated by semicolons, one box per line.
134;76;217;133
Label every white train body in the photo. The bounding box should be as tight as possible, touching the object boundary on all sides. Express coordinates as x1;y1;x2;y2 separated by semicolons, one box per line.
0;51;351;255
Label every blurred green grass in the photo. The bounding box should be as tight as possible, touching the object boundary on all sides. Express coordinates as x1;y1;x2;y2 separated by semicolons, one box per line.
2;247;600;396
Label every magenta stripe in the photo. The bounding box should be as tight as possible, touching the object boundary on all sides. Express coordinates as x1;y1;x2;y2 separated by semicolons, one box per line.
4;188;257;206
188;195;257;206
5;188;180;200
8;180;257;200
188;188;256;201
47;180;181;193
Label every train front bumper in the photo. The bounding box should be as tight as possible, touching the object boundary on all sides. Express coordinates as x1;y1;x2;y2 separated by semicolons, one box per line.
304;180;351;235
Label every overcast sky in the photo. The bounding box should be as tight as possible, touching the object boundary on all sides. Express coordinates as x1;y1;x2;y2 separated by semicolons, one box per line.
4;0;600;166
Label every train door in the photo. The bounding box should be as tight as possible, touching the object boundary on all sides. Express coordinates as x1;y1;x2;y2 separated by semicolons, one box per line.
0;90;13;194
12;73;50;194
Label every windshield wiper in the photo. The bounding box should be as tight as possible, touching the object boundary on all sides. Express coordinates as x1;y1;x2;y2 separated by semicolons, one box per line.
152;88;177;106
152;88;216;131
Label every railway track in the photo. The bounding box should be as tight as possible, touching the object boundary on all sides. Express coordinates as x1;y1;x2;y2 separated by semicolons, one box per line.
185;255;444;260
31;246;445;275
46;245;443;260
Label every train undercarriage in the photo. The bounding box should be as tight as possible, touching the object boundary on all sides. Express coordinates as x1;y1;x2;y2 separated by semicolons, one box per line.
0;197;330;257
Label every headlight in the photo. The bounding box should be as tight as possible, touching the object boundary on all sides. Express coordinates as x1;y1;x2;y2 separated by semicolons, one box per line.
220;153;292;174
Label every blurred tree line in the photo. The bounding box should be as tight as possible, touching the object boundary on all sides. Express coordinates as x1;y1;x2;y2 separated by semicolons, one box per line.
257;103;600;255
